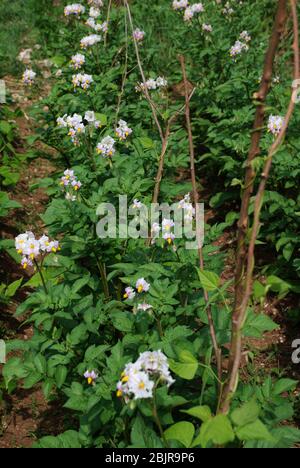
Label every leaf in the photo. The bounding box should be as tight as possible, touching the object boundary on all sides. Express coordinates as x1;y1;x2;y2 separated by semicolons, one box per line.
111;311;133;333
192;415;235;448
236;419;273;442
138;137;154;149
5;278;23;297
164;422;195;448
55;366;68;388
131;415;163;448
273;378;297;395
243;310;278;338
0;120;11;135
197;269;220;291
95;113;107;126
169;350;198;380
231;400;260;427
181;405;212;423
34;354;47;374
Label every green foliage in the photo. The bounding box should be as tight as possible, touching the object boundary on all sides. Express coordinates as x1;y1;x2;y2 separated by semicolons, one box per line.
2;0;300;449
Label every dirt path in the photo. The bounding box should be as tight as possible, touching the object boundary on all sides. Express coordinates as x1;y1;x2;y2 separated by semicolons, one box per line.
0;56;67;448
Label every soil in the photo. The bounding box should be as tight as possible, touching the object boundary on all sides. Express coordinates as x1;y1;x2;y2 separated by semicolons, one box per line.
0;61;66;448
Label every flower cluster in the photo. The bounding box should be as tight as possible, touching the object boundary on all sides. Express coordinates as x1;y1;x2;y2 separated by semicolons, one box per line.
57;112;100;145
151;218;176;246
240;30;251;43
177;193;195;222
268;115;284;136
15;232;60;269
222;2;234;16
96;136;116;157
70;53;85;70
133;28;145;42
72;73;93;90
87;0;103;6
89;6;101;18
184;3;204;22
123;278;151;300
22;69;36;86
229;40;248;59
60;169;82;201
136;77;168;92
80;34;101;49
86;18;108;32
172;0;189;11
202;23;213;33
230;31;251;59
115;120;132;141
116;351;174;402
64;4;85;16
84;370;98;385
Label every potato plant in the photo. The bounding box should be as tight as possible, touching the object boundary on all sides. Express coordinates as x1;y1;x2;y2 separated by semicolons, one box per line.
2;0;300;449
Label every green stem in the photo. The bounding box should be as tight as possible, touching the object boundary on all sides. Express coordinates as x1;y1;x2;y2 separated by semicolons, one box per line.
152;390;169;448
34;259;48;294
94;253;110;300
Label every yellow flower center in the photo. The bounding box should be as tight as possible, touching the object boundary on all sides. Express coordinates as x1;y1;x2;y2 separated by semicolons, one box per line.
137;285;143;293
87;377;93;385
138;382;145;390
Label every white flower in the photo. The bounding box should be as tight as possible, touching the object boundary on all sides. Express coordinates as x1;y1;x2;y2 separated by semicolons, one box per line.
23;239;40;259
151;223;161;235
21;256;33;270
162;218;175;232
72;73;93;90
87;0;103;6
129;371;154;400
22;69;36;86
240;30;251;43
132;199;142;209
124;287;136;300
96;136;115;157
184;7;194;21
89;6;101;17
146;78;157;90
70;53;85;70
268;115;284;136
117;350;174;401
39;235;50;252
172;0;189;11
230;40;249;58
84;370;98;385
80;34;101;49
115;119;132;140
84;111;96;123
133;28;145;42
136;278;150;293
202;23;213;33
15;232;35;254
57;116;68;128
64;4;85;16
137;303;153;312
163;232;176;245
156;76;168;88
191;3;204;14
